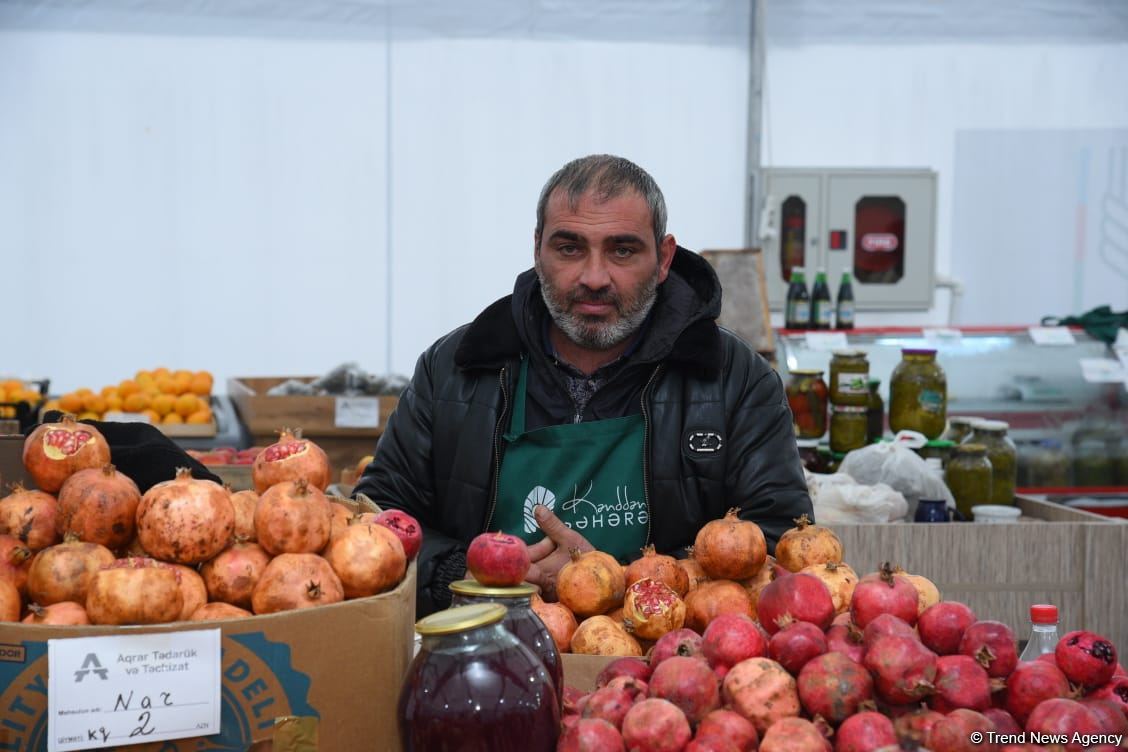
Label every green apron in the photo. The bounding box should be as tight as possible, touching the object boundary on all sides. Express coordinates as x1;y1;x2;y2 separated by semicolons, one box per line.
491;358;649;561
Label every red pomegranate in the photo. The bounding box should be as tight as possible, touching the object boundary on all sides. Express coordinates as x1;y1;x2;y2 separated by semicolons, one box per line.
800;560;858;615
251;553;344;614
22;601;89;625
22;416;111;493
892;708;945;745
85;558;183;625
648;654;721;724
56;463;141;550
254;478;332;555
595;657;652;687
677;547;710;592
621;578;685;641
686;737;743;752
558;717;624;752
169;563;208;621
836;711;896;752
775;514;844;573
570;616;643;657
928;709;998;752
980;708;1022;735
1054;630;1118;688
826;619;866;664
769;619;828;675
620;698;692;752
1004;660;1070;724
200;542;271;609
850;562;920;628
373;508;422;562
1080;697;1128;737
702;613;767;671
929;654;993;713
862;613;917;652
864;635;939;705
190;602;253;621
137;468;235;564
918;601;977;655
1025;698;1102;752
740;555;777;612
651;627;705;666
625;545;689;597
693;508;767;580
797;651;875;723
0;533;33;596
760;717;832;752
722;657;801;734
324;521;406;597
229;489;259;541
1089;674;1128;717
582;684;636;729
0;579;22;621
466;532;530;587
557;550;626;618
757;572;835;634
0;484;59;551
685;579;754;633
26;536;115;605
251;428;331;493
530;593;578;654
697;709;759;752
604;675;649;702
959;621;1018;679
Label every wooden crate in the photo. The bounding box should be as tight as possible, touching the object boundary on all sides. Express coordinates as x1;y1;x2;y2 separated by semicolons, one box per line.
228;376;399;437
826;496;1128;650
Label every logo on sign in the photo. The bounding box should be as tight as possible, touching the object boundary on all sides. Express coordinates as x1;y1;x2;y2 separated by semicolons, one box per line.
74;653;109;682
860;233;899;252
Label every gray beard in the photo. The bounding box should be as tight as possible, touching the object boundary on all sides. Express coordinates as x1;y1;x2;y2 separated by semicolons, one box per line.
536;263;659;351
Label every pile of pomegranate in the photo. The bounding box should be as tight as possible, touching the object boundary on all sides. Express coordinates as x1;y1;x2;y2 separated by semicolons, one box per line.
546;513;1128;751
0;424;420;626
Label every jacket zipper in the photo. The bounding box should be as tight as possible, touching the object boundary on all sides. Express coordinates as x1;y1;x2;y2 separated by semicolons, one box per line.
640;364;663;547
483;365;511;532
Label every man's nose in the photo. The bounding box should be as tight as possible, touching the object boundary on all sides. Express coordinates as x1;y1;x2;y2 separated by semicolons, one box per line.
577;252;612;291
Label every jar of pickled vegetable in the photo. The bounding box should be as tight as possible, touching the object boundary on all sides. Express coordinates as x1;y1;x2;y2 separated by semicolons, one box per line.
829;350;870;407
866;379;884;443
942;416;978;444
1073;431;1114;487
946;444;993;519
889;348;947;439
965;420;1017;505
786;370;828;439
1027;439;1071;488
830;405;868;453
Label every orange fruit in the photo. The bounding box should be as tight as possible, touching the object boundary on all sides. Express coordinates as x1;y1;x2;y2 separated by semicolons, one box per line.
141;409;161;424
155;376;176;395
58;393;84;414
186;409;213;425
0;388;9;403
105;394;123;412
172;373;192;396
174;394;199;418
151;394;176;417
122;393;150;412
77;411;100;421
190;372;214;396
162;413;184;424
100;385;118;398
42;399;61;413
1;379;22;393
152;367;171;380
75;388;93;397
83;395;107;414
135;371;155;387
173;369;193;381
118;379;140;398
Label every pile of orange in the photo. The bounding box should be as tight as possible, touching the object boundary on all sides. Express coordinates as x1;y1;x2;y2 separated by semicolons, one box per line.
43;368;215;426
0;379;45;418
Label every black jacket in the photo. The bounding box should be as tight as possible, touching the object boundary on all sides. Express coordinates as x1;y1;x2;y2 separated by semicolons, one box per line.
355;247;813;615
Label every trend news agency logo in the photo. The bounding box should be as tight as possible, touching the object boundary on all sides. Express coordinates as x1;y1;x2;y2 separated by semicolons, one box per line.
74;653;109;682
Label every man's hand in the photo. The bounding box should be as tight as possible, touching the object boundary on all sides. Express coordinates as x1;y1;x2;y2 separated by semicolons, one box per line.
524;505;593;600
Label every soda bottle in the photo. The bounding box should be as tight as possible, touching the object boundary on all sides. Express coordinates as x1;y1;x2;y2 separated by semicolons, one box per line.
836;272;855;330
810;269;832;330
785;268;810;330
1018;604;1059;662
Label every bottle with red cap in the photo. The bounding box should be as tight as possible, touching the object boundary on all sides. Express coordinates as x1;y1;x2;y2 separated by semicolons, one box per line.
1019;604;1060;662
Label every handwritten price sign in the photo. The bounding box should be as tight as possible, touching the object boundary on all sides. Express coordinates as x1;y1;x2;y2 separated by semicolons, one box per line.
47;630;221;751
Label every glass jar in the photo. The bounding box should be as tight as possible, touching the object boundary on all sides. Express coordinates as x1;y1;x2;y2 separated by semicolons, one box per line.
946;444;994;519
889;349;947;439
965;420;1018;505
786;370;829;439
942;416;978;444
866;379;884;443
398;603;560;752
830;405;869;453
1073;431;1114;487
829;350;870;407
1027;439;1072;488
916;440;955;468
449;580;563;700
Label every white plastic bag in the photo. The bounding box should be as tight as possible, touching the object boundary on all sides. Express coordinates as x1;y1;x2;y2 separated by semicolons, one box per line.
837;440;955;513
806;471;908;523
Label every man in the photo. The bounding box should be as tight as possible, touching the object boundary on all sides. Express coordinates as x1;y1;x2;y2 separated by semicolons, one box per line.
355;154;812;615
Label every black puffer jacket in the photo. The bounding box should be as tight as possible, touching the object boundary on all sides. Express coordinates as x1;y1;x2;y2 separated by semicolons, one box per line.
355;247;813;615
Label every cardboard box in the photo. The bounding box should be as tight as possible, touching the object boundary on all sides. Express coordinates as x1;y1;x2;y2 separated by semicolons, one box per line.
0;564;416;752
561;654;618;694
227;377;399;438
0;434;32;489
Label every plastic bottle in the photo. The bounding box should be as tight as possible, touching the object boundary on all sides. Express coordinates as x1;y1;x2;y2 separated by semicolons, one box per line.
1019;604;1059;662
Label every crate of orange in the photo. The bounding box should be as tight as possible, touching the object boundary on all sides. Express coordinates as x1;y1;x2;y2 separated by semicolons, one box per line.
0;378;49;432
45;368;218;438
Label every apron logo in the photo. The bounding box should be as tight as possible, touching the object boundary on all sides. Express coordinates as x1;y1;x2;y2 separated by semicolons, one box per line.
687;431;724;454
523;486;556;533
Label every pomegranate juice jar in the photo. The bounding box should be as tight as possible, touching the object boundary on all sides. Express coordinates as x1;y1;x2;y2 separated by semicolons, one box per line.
398;603;560;751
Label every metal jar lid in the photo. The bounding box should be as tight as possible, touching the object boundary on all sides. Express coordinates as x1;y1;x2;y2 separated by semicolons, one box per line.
415;603;506;636
449;580;538;598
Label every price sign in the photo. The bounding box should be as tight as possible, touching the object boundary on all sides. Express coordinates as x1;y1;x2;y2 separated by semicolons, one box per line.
334;397;382;428
804;331;849;351
47;630;221;751
1028;326;1076;346
923;328;963;345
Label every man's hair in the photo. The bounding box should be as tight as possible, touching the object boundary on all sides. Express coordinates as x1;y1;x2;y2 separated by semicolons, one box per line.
535;154;667;249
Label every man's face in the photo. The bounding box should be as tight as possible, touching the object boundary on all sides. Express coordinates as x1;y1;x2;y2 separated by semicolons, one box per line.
535;188;676;351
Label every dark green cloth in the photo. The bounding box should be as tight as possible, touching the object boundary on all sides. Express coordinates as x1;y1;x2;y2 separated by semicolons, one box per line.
1042;306;1128;345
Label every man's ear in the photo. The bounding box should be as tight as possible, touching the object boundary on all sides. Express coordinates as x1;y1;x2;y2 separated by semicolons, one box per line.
657;234;677;284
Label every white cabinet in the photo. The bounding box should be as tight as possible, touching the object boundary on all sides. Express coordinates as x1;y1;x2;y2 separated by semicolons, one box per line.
760;168;937;311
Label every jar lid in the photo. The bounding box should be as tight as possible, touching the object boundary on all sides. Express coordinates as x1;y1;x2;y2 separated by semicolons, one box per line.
902;348;937;356
867;378;881;387
948;416;978;426
796;439;820;448
790;369;825;376
449;579;538;598
831;349;867;358
953;443;988;454
1030;604;1058;624
972;419;1009;432
925;440;956;448
415;603;506;636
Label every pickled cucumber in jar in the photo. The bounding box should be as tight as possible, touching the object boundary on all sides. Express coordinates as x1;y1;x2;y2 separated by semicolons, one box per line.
965;420;1017;505
889;348;947;439
830;405;868;453
946;444;993;519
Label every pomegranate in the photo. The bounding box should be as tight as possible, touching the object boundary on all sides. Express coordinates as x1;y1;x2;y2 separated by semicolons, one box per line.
769;619;827;675
0;534;33;596
836;712;896;752
826;618;864;663
626;545;689;597
685;579;754;633
621;698;692;752
1089;675;1128;717
648;655;721;724
251;428;331;493
0;579;20;621
596;657;653;687
530;593;578;653
926;709;997;752
894;568;941;614
651;627;705;666
558;717;625;752
677;547;710;591
697;709;759;752
850;562;920;628
722;657;801;734
799;561;857;615
465;531;529;587
1055;630;1118;688
1003;660;1070;724
583;684;636;729
137;468;235;564
864;635;938;705
797;651;874;723
702;613;767;671
190;602;253;621
1081;698;1128;737
200;541;272;609
862;613;917;652
570;615;643;657
562;684;587;716
557;550;626;617
1025;698;1102;752
929;654;993;712
26;536;115;605
229;489;259;541
892;708;945;745
981;708;1022;735
373;508;422;561
757;572;835;634
741;555;777;612
622;577;685;641
327;502;354;544
605;675;649;701
0;484;59;551
252;553;344;614
22;416;111;493
22;601;89;625
693;509;767;580
959;621;1018;679
918;601;977;655
324;521;406;597
86;558;183;625
760;717;831;752
169;563;208;621
56;464;141;550
776;514;843;573
254;478;332;555
687;738;743;752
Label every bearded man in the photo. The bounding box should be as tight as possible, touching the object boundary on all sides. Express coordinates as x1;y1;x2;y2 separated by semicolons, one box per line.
355;154;812;615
